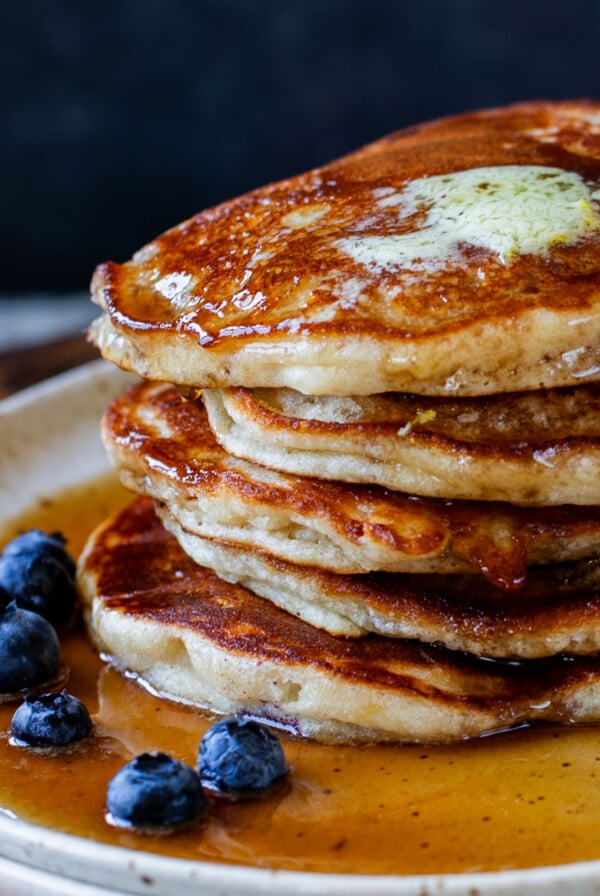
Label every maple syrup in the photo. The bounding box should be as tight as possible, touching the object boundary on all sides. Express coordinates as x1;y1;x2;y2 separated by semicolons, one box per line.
1;472;600;876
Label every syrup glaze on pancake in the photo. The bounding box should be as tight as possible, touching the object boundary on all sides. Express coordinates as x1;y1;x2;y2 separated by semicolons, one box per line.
103;381;600;586
202;384;600;505
78;497;600;744
158;502;600;658
90;100;600;397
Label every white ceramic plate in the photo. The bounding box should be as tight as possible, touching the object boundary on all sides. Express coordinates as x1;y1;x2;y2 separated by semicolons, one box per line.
1;361;600;896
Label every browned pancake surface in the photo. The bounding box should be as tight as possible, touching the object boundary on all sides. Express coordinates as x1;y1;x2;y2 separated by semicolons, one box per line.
203;385;600;504
90;100;600;396
103;382;600;586
232;383;600;445
159;502;600;658
78;498;600;743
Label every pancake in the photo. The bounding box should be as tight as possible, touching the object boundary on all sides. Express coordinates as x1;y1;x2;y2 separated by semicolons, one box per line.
89;100;600;398
202;384;600;505
157;502;600;658
77;497;600;744
103;381;600;585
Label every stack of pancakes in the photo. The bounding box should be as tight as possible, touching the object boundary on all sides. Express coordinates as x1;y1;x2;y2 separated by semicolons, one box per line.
78;99;600;744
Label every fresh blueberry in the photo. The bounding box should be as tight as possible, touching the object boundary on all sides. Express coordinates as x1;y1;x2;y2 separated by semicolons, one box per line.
107;752;205;828
2;530;76;576
0;529;77;627
11;690;92;746
198;718;287;795
0;602;60;694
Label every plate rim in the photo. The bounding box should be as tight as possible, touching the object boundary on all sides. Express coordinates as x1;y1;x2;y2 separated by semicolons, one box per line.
3;811;600;896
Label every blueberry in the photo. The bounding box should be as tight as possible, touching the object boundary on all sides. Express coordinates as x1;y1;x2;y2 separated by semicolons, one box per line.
107;753;205;828
3;530;75;576
0;602;60;694
11;690;92;746
198;718;287;795
0;529;77;627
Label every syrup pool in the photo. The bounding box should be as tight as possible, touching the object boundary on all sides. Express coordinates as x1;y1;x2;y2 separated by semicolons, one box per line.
0;472;599;876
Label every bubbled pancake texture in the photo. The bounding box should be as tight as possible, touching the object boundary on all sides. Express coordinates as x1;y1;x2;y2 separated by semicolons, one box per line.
82;99;600;743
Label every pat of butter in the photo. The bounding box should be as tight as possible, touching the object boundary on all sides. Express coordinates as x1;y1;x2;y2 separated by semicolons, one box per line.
337;165;600;271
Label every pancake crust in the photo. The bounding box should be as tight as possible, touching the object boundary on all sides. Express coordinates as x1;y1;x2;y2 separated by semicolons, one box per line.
202;384;600;505
103;381;600;584
90;100;600;397
78;498;600;744
158;503;600;658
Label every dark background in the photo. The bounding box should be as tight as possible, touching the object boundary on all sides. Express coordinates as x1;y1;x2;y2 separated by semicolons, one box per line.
3;0;600;294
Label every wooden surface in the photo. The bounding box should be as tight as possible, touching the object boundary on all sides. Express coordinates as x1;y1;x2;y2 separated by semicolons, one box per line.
0;333;99;399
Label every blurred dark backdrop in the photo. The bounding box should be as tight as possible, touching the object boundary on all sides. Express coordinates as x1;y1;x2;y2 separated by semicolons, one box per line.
3;0;600;293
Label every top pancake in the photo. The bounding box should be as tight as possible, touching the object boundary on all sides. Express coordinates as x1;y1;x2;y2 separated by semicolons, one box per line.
90;100;600;397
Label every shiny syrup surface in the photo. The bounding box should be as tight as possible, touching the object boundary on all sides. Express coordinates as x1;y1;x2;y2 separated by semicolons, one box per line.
0;473;600;876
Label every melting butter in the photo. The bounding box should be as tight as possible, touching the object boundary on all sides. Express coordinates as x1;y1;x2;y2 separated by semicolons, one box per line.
337;165;600;270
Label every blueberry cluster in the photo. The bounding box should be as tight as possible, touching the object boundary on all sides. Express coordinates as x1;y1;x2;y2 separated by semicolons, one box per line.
0;529;77;696
1;531;288;832
0;529;93;749
106;717;288;829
